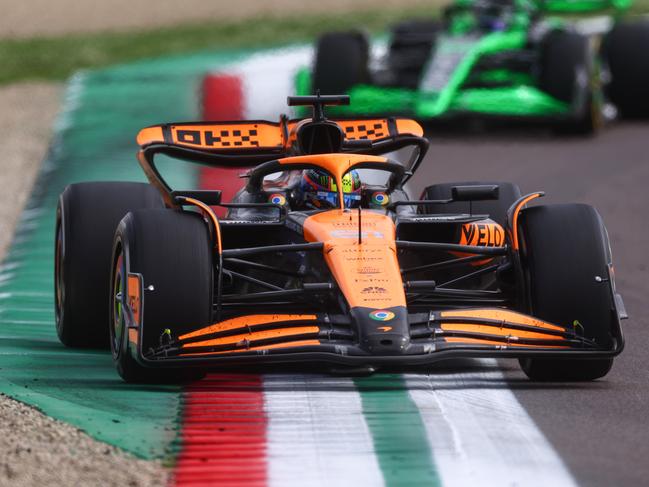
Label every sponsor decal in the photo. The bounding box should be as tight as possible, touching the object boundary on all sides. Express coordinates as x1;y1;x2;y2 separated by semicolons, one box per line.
369;310;396;322
330;229;385;239
358;267;381;275
333;220;376;228
405;215;468;222
361;286;387;294
377;326;393;332
459;221;505;247
269;193;286;205
371;192;389;206
354;278;390;283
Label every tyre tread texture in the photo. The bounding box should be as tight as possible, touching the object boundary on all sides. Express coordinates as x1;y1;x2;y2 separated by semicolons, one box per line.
56;182;163;348
518;203;615;381
112;209;212;383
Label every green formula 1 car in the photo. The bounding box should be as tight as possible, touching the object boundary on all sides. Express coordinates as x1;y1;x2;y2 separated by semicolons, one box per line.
295;0;649;134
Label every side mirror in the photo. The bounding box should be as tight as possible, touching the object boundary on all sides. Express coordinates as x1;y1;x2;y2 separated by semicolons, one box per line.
451;185;499;201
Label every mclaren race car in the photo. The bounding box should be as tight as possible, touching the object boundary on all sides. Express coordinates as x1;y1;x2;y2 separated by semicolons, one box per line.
54;95;626;383
295;0;649;134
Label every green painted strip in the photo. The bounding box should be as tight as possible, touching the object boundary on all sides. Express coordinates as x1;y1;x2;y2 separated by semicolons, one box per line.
0;48;260;458
355;375;441;487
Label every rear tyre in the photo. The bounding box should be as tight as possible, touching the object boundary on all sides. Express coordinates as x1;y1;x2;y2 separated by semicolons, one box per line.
539;30;602;135
518;204;616;381
420;181;521;227
55;182;164;348
603;20;649;118
387;20;439;88
312;31;370;95
111;209;212;383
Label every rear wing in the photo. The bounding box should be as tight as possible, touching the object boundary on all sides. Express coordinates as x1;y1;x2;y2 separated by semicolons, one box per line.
136;116;425;158
136;95;429;208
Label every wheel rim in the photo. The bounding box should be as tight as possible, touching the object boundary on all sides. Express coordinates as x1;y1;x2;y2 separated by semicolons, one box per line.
54;213;64;329
111;248;125;358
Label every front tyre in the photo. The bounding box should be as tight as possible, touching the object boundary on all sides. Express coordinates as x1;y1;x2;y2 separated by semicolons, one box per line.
110;209;212;383
539;30;602;135
518;204;617;381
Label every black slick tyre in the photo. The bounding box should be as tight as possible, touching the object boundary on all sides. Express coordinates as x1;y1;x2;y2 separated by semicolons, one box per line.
518;204;616;381
420;181;521;227
110;209;212;383
388;20;439;88
603;20;649;118
539;30;602;135
55;182;164;348
312;31;370;95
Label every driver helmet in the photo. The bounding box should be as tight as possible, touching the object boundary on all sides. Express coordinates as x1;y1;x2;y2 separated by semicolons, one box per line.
299;169;362;209
475;0;512;31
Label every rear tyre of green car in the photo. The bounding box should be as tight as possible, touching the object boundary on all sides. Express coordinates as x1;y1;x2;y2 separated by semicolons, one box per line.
387;20;439;88
518;204;617;381
110;209;212;383
312;31;370;95
540;30;602;135
603;20;649;118
55;182;164;348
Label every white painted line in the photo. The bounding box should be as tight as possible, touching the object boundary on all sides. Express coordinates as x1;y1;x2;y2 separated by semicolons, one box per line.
264;374;384;487
406;360;577;487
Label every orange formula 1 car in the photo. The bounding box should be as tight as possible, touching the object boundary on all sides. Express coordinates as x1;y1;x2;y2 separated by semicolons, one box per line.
54;95;626;383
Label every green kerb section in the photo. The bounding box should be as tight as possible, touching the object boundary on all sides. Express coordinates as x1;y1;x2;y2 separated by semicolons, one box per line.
355;375;441;487
0;48;257;459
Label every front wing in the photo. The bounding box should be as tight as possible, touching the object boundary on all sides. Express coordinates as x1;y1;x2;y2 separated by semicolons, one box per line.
135;308;623;368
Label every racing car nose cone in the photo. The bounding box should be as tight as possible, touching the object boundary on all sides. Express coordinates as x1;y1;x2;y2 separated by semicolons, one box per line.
352;307;410;355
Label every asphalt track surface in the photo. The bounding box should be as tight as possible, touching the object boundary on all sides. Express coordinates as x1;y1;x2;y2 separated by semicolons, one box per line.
410;122;649;487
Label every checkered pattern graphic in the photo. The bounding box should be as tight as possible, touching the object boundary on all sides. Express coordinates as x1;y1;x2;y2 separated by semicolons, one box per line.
206;128;260;147
174;127;261;148
340;120;389;140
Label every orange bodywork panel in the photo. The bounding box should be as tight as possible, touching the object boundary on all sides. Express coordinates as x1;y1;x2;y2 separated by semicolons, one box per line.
179;314;318;340
127;274;142;326
137;122;284;150
439;309;571;348
179;339;321;357
452;219;506;265
509;192;544;250
440;309;565;331
304;210;406;309
181;326;320;349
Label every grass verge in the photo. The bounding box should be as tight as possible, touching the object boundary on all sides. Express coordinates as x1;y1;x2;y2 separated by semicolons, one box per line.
0;6;435;85
0;2;647;85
